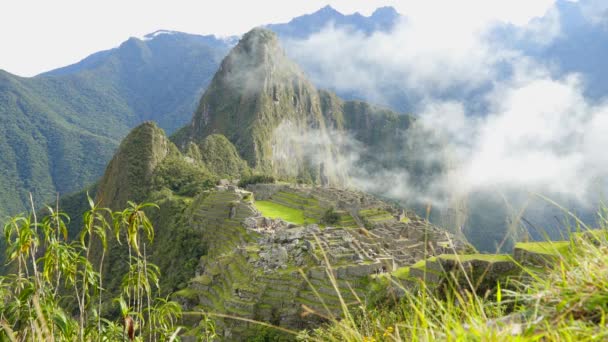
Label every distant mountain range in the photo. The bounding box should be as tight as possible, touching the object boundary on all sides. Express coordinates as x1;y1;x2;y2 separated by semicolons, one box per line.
0;1;606;219
0;5;403;217
266;5;400;38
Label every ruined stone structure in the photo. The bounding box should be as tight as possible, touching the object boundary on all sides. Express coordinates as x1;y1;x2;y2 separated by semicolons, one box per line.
176;184;466;340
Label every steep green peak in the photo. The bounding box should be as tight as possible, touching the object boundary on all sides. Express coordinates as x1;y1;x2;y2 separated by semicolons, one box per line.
236;27;281;59
202;26;306;98
96;121;176;209
197;134;250;179
186;27;324;169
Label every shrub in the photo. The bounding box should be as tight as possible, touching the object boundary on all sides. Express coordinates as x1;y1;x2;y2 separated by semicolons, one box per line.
238;174;276;187
321;207;340;225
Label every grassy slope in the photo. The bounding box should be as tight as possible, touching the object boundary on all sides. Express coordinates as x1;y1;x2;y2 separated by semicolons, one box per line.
254;200;315;225
514;241;570;255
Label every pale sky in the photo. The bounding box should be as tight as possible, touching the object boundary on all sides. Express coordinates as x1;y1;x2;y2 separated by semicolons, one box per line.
1;0;559;77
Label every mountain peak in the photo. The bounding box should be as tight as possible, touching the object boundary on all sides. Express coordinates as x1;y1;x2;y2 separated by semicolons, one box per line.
185;27;325;170
315;5;340;15
238;27;280;52
209;27;298;85
97;121;173;209
371;6;399;18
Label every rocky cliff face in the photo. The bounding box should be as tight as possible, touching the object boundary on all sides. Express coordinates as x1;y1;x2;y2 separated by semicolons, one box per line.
176;28;425;188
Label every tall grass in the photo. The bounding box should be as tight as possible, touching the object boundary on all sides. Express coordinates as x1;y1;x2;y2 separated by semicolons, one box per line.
174;201;608;341
299;215;608;341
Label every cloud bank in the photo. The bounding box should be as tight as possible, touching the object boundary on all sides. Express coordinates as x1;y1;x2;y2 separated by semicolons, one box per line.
276;0;608;248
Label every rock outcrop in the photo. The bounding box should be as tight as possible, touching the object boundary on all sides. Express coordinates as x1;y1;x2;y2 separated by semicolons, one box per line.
174;28;426;189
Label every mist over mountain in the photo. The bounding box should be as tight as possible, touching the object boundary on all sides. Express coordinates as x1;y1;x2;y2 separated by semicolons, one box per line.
0;6;405;219
2;2;608;250
265;0;608;251
3;3;608;340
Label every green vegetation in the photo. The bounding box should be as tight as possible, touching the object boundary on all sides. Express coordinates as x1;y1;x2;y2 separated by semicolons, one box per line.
437;253;512;262
238;174;276;188
0;33;230;218
257;189;325;224
152;155;216;197
392;266;410;280
197;134;251;179
514;241;570;256
304;227;608;341
321;207;340;225
254;200;314;225
0;199;182;341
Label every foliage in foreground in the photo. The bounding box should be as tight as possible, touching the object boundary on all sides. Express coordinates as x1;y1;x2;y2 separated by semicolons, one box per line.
0;196;183;341
299;220;608;341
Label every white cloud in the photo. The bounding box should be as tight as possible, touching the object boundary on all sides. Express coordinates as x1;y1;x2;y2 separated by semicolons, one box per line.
1;0;559;76
578;0;608;26
276;0;608;213
516;5;562;45
283;14;538;108
420;69;608;206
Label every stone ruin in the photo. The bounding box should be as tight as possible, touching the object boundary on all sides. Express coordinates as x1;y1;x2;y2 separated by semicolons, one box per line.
177;184;467;340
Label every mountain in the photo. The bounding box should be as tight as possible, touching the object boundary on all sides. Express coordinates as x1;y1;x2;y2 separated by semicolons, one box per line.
0;32;231;217
76;29;461;338
173;28;422;188
0;6;407;219
39;31;232;132
175;28;340;180
267;5;400;39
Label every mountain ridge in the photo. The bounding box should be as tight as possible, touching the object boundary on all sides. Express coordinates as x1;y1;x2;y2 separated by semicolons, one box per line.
0;32;232;216
0;6;407;218
82;31;461;335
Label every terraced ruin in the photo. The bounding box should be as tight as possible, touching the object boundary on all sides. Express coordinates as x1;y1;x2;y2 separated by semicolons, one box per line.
391;237;580;293
174;184;466;339
168;182;587;340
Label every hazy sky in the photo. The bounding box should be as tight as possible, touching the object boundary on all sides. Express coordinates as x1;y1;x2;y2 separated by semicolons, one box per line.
1;0;559;77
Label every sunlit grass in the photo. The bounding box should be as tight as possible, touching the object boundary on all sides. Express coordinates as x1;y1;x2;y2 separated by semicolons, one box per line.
254;200;317;225
300;226;608;341
392;266;410;280
437;253;512;262
514;241;570;255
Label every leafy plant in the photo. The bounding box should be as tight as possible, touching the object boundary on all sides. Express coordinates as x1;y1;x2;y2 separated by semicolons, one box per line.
0;200;183;341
